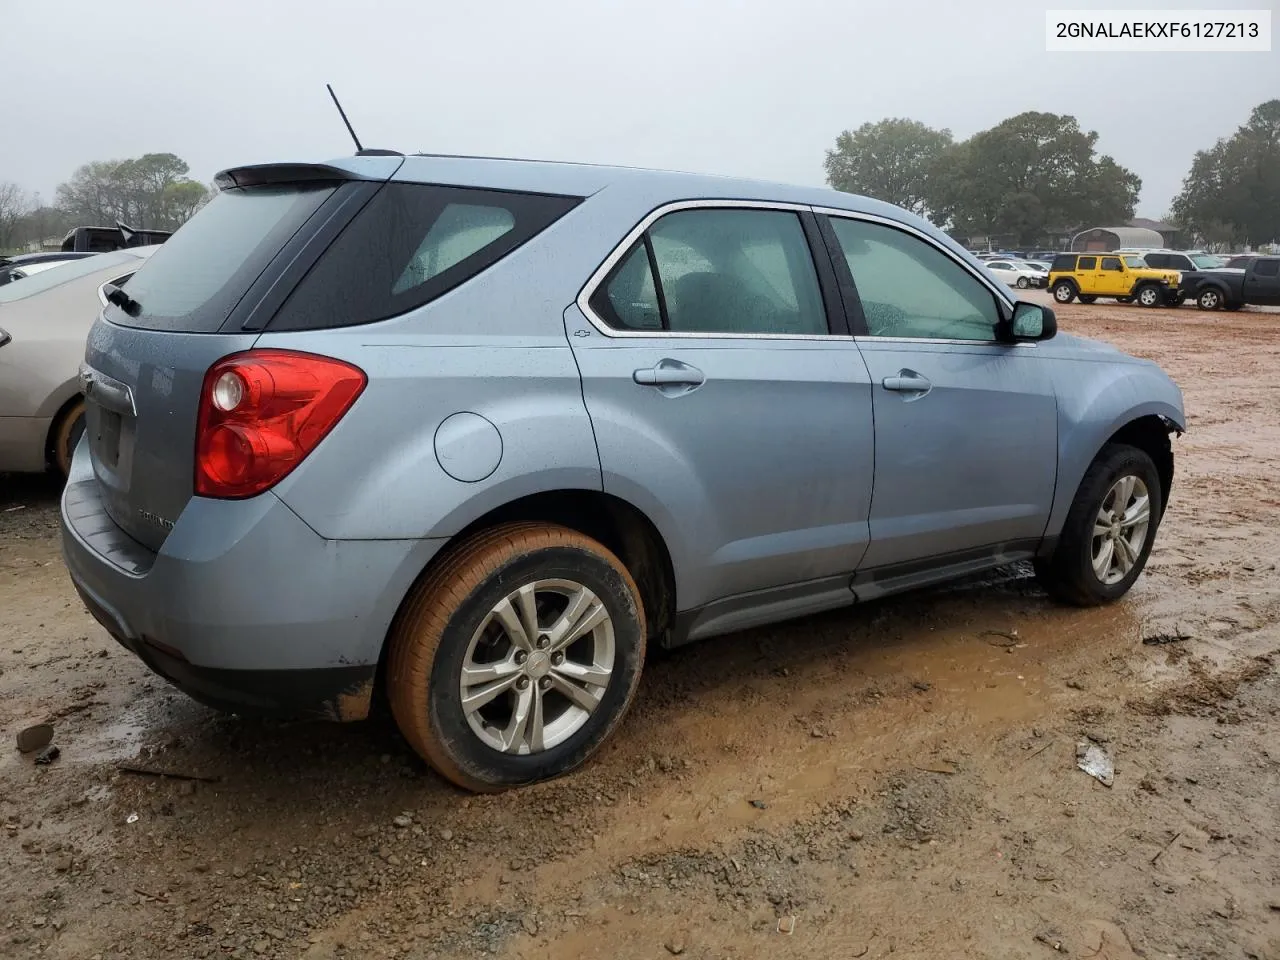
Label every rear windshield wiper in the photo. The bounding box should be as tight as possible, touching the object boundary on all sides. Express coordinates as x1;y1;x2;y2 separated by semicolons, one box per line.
103;283;142;316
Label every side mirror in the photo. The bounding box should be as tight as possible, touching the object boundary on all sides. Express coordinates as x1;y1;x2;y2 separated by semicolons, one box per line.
1008;301;1056;341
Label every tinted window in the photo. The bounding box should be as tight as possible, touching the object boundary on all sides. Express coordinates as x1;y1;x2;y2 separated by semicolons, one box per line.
392;203;515;295
1144;254;1168;268
273;183;580;331
1254;259;1280;277
829;217;1000;341
594;208;827;336
1078;256;1097;270
592;241;661;330
0;250;139;303
110;184;336;331
1051;254;1075;271
1101;257;1123;271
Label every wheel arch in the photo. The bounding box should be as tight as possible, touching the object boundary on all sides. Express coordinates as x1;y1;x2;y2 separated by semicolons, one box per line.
1105;415;1175;519
1046;382;1184;541
386;489;676;657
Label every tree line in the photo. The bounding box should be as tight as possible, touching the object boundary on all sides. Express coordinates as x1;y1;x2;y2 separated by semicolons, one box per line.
825;99;1279;249
0;153;211;253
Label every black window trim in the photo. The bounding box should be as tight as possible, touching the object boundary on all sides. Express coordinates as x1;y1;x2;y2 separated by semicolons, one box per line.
812;207;1029;348
577;199;847;340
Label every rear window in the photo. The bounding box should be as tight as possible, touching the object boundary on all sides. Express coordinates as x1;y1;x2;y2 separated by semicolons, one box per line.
107;184;336;332
1050;254;1075;271
269;183;581;331
0;250;139;303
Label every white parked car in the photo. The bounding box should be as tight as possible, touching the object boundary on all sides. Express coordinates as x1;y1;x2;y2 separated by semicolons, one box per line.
984;260;1046;289
0;248;158;475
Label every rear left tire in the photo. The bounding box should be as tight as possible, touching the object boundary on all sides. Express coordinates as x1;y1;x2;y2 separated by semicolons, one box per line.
386;522;646;792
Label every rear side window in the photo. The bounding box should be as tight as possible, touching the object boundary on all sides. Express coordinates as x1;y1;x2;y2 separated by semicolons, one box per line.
1078;256;1097;270
590;207;828;336
1254;259;1280;277
1144;254;1168;268
1050;254;1075;271
270;183;580;331
108;184;336;331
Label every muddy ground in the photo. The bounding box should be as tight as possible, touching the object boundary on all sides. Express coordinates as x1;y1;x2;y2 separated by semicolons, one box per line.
2;297;1278;960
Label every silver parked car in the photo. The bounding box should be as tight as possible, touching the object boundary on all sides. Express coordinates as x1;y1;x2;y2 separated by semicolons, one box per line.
0;248;157;475
61;154;1185;791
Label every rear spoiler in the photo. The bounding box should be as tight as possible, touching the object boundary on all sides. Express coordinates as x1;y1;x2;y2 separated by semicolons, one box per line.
215;156;404;190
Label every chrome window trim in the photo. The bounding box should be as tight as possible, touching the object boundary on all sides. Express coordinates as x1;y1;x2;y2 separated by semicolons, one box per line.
854;335;1036;349
815;205;1038;347
575;198;849;341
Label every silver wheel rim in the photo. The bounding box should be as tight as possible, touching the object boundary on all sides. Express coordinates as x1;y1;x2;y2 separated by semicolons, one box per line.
1091;475;1151;585
1017;277;1028;288
1202;291;1219;309
1055;285;1072;302
1139;288;1158;306
460;578;615;755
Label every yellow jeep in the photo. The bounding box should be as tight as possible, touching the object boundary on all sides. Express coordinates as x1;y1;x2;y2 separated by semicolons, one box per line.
1048;253;1182;307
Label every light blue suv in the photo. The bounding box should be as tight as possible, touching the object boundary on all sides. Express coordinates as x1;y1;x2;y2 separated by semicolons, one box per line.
60;153;1184;791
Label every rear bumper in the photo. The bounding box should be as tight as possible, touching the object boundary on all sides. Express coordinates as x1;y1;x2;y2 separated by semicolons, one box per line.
59;442;445;719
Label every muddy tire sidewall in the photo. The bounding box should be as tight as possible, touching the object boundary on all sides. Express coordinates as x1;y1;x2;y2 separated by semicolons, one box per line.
53;401;85;477
387;524;646;792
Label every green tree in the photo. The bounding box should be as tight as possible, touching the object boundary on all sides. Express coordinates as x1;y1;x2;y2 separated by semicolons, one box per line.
824;119;953;217
1172;100;1280;246
928;112;1140;246
55;153;209;231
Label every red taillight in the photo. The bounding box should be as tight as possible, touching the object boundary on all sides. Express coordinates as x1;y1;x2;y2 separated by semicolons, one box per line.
195;349;366;499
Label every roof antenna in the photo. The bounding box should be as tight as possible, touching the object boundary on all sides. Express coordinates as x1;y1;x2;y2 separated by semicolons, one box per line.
326;83;364;153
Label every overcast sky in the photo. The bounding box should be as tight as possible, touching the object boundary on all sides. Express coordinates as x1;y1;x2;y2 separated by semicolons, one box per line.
4;0;1275;220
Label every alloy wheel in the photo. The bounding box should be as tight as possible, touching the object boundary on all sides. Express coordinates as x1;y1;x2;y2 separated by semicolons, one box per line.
1091;475;1151;585
460;578;615;755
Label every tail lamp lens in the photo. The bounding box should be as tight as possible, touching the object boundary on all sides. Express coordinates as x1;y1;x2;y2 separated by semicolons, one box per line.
195;350;366;499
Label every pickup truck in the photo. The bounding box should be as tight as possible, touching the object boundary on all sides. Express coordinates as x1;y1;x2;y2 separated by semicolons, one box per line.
1179;256;1280;311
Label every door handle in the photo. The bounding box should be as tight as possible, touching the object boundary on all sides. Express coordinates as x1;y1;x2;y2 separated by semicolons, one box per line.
633;360;705;387
882;371;932;393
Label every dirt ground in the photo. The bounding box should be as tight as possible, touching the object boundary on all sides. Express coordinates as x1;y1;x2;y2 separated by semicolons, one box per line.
2;297;1278;960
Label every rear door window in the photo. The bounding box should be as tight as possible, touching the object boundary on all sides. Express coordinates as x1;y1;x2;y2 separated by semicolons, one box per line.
1253;259;1279;277
270;183;580;331
1078;256;1097;270
590;207;828;336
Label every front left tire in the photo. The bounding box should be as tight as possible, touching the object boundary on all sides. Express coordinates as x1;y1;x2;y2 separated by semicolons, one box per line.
1136;284;1164;308
387;522;646;792
1035;443;1163;607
